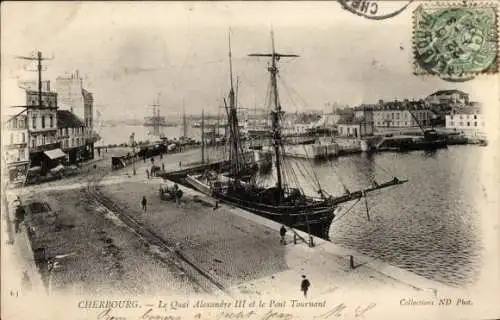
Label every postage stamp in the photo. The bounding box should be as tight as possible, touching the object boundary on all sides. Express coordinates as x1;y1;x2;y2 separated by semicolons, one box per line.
413;1;499;81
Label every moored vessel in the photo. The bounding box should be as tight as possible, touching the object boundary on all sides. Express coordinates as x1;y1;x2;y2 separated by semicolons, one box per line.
186;31;407;239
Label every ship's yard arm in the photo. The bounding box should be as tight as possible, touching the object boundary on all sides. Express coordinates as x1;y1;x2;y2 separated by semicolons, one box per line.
330;178;408;206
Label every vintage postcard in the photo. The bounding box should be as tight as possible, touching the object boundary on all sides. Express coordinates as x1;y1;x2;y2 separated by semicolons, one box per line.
1;1;499;319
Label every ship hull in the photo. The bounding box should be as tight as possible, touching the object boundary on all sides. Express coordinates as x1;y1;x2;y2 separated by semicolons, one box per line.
378;137;448;152
185;174;335;239
398;138;448;151
213;191;335;240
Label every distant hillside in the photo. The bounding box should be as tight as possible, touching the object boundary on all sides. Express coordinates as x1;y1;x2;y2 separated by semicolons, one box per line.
102;119;143;127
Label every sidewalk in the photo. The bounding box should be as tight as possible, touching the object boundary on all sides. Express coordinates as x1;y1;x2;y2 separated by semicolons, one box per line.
2;190;48;319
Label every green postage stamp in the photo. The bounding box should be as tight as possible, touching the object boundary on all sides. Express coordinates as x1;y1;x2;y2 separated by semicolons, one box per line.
413;1;498;80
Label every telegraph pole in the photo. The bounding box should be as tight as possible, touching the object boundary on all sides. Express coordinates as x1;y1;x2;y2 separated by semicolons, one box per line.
17;51;53;107
16;51;53;181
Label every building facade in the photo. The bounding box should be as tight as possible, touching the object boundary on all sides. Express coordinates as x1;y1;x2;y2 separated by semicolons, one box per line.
369;100;436;129
426;90;469;105
445;106;485;139
57;110;87;164
337;108;374;138
26;90;60;156
2;113;30;183
56;71;95;159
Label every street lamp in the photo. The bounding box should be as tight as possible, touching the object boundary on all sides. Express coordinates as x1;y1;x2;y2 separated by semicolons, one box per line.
130;133;136;175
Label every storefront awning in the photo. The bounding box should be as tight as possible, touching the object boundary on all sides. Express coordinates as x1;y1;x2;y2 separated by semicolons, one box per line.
44;148;67;160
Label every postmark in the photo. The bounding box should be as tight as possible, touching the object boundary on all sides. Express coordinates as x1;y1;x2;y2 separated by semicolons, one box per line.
413;1;499;81
338;0;414;20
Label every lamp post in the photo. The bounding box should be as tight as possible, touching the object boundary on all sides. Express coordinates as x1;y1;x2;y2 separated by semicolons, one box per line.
130;133;136;175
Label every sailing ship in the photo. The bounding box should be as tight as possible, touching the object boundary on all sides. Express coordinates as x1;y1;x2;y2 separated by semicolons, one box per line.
186;31;407;239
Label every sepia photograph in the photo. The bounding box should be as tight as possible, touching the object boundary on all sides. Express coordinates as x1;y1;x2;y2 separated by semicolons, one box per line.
1;1;499;319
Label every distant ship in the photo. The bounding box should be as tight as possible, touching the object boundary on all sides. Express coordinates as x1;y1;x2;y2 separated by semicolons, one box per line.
143;116;167;127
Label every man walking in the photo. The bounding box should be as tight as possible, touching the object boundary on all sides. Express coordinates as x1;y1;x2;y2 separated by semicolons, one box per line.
280;225;287;245
141;196;147;212
301;275;310;298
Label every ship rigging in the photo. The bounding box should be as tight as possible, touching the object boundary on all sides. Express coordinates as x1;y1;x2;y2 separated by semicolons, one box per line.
186;30;408;239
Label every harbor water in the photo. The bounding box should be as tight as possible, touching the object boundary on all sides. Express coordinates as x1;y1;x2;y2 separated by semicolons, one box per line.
262;145;483;287
98;125;483;287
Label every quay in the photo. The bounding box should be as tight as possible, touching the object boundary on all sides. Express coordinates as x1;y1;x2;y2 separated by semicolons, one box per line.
3;148;452;302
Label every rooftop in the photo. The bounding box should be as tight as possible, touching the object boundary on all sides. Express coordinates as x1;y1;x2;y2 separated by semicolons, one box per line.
428;89;468;97
57;110;85;128
451;106;482;115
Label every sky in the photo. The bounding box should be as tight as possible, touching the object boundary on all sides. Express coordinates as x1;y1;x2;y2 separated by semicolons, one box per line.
1;1;498;121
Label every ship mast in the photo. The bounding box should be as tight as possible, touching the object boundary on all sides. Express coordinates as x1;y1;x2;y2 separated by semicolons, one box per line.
201;109;205;163
182;100;187;138
249;30;299;201
226;30;241;176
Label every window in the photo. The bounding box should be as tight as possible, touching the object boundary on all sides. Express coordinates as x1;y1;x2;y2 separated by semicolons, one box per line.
22;133;26;143
42;116;46;129
474;122;477;127
474;115;477;119
42;135;46;145
65;128;68;135
71;138;74;147
10;133;14;144
467;122;470;127
49;116;53;128
32;138;36;148
450;121;454;127
32;115;37;129
450;115;454;120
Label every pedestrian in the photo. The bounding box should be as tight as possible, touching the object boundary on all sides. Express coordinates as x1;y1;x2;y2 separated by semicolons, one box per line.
161;162;165;171
146;169;150;180
301;275;310;298
141;196;147;212
12;196;22;208
14;206;25;234
21;271;32;292
280;225;287;245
